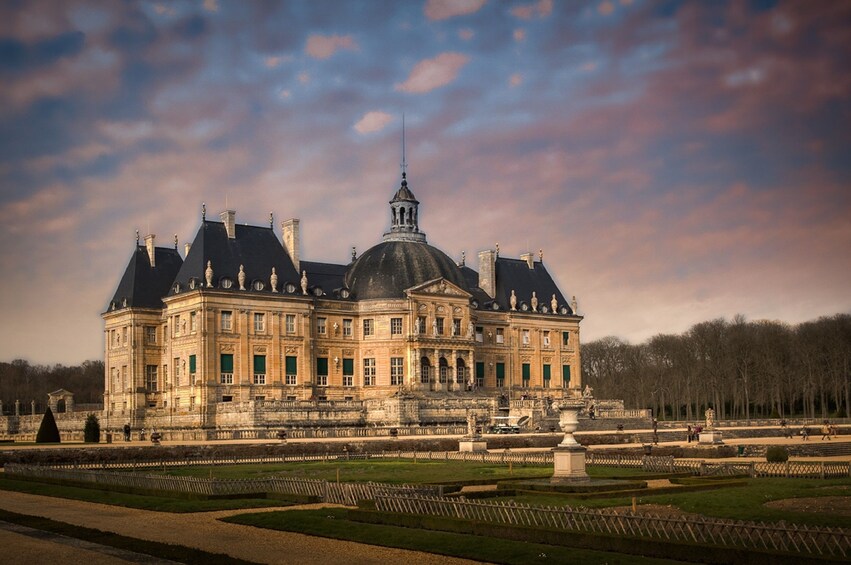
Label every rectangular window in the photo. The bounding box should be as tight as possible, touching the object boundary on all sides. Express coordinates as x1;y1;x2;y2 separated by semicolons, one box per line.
522;329;530;345
390;357;404;386
417;316;427;334
173;357;180;386
563;364;571;387
220;353;234;384
543;331;550;347
343;358;354;387
363;318;374;337
475;326;483;343
496;328;504;344
475;362;485;387
253;355;266;385
316;357;328;386
453;318;461;336
121;365;127;390
522;363;531;386
285;356;297;385
122;327;128;343
189;396;195;410
145;365;158;391
390;317;403;335
286;314;296;334
496;363;505;387
190;312;197;333
145;326;157;344
189;355;196;377
317;317;327;335
363;358;376;386
221;311;232;331
254;313;265;333
173;315;180;337
110;329;116;348
543;364;551;385
342;318;352;337
562;331;570;346
436;317;444;335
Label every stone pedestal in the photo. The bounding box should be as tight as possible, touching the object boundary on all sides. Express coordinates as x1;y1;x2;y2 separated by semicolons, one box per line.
458;438;488;452
551;400;589;483
699;430;723;444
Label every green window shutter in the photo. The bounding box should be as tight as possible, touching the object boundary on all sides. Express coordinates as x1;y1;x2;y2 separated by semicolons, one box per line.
316;357;328;376
562;364;571;384
562;331;569;344
253;355;266;374
220;354;233;373
189;355;196;373
343;358;354;375
285;356;297;374
476;362;485;378
543;364;551;380
522;363;530;380
496;363;505;379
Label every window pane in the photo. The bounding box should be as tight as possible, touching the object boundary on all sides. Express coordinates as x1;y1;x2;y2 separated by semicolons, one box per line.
189;354;196;374
220;354;234;373
253;355;266;373
285;356;297;374
343;358;354;375
316;357;328;375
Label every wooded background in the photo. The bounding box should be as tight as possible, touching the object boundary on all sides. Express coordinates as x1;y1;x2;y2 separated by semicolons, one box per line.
581;314;850;421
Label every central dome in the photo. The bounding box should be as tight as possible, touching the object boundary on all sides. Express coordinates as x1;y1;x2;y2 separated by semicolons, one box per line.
345;241;468;300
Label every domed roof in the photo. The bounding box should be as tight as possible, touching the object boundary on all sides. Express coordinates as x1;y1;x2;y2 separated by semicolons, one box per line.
345;241;468;300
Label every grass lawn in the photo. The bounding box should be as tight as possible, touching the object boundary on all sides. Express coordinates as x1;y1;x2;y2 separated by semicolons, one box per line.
0;474;289;512
502;477;851;529
224;507;691;565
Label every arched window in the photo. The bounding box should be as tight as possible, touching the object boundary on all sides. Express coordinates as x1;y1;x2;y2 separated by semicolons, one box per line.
456;358;466;384
400;207;406;226
420;356;431;384
439;357;450;383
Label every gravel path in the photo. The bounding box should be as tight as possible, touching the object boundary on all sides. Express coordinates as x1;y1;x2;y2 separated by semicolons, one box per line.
0;491;486;564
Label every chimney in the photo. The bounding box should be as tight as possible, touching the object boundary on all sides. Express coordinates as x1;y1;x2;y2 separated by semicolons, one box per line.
478;249;496;298
144;234;156;267
220;210;236;239
520;252;534;269
184;242;192;257
281;218;300;271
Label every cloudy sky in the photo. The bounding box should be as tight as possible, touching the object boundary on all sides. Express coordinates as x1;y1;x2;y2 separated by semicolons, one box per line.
1;0;849;365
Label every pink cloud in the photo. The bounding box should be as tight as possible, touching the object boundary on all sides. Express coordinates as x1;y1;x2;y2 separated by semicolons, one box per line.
511;0;553;20
513;28;526;42
509;73;523;87
424;0;486;21
458;28;475;41
353;111;394;134
598;1;614;16
305;34;358;59
395;52;470;94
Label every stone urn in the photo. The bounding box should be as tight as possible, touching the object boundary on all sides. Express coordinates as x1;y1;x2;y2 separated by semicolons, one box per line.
557;399;585;447
551;399;589;482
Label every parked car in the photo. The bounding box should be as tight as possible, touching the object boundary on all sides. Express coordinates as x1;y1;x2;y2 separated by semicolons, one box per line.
492;424;520;434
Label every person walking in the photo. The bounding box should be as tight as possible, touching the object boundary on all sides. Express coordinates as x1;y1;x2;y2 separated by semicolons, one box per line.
800;426;809;441
821;422;832;440
687;424;693;443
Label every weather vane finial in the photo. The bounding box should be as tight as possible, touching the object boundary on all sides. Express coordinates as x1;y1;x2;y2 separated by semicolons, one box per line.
401;113;407;177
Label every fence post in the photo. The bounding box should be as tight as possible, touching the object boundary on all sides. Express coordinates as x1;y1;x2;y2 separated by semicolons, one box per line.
820;462;825;480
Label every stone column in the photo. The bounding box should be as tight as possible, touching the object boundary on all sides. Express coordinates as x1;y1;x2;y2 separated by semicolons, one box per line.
31;400;36;415
15;400;20;416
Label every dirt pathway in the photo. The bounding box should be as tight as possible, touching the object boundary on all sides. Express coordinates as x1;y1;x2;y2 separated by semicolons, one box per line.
0;491;486;564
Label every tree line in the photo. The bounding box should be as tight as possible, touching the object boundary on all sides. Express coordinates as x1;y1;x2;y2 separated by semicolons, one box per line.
0;359;104;414
581;314;850;422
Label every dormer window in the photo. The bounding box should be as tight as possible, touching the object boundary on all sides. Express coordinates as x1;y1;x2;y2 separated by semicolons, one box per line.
252;280;265;291
221;277;233;289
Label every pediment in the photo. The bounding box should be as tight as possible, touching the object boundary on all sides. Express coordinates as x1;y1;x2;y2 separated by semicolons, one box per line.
406;277;471;298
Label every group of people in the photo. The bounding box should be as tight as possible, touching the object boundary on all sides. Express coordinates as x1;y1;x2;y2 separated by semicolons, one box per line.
784;419;838;441
685;424;703;443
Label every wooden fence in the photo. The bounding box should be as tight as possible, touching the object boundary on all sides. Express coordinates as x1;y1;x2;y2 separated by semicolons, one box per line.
374;495;851;558
3;463;440;505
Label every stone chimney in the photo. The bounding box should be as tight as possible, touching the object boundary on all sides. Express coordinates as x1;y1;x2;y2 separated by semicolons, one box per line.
184;242;192;258
281;218;300;271
144;234;156;267
520;252;534;269
478;249;496;298
220;210;236;239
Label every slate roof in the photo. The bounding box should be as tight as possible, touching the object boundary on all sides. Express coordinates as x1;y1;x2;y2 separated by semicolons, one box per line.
493;258;573;314
301;260;348;297
169;221;300;295
107;246;183;311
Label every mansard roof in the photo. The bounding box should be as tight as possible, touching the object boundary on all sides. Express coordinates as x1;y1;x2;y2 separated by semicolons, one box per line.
494;257;573;314
301;260;348;297
107;246;183;311
169;220;300;295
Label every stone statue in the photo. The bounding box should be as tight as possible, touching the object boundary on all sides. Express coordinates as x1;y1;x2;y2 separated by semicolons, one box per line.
432;319;438;336
270;267;278;293
551;294;558;313
205;260;213;288
467;321;474;338
301;270;308;295
451;321;456;336
238;264;246;290
531;291;538;312
705;407;715;430
467;413;478;437
571;295;578;314
510;289;517;311
582;384;593;399
413;320;420;335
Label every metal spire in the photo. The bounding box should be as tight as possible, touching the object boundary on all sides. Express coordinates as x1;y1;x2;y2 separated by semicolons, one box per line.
400;113;407;177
